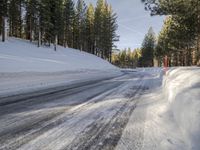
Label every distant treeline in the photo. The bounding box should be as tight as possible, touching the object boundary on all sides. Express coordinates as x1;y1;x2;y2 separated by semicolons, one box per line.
0;0;119;61
112;48;141;68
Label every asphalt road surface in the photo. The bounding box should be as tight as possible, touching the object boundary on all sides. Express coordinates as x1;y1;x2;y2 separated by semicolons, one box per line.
0;71;152;150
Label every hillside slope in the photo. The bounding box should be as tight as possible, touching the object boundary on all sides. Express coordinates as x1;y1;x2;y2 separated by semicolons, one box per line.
0;38;117;73
0;38;120;96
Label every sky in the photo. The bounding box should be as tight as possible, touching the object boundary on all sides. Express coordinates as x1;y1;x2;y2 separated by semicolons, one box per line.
83;0;165;50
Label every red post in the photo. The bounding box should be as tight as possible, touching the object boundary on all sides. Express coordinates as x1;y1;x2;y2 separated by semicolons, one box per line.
164;55;168;74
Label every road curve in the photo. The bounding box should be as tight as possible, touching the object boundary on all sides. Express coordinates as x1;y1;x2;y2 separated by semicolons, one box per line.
0;72;148;150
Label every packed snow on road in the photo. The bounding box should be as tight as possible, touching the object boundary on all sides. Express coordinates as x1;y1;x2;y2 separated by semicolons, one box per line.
0;38;200;150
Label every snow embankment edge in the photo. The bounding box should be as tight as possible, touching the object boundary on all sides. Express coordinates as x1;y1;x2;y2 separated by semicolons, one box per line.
163;67;200;150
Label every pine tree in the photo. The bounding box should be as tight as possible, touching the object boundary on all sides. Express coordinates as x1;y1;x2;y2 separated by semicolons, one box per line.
94;1;118;60
94;0;105;56
49;0;64;50
101;2;109;59
25;0;40;42
0;0;8;42
8;0;24;37
140;27;156;67
85;3;95;53
63;0;75;48
39;0;51;45
156;16;196;66
105;4;119;61
39;0;64;49
73;0;87;50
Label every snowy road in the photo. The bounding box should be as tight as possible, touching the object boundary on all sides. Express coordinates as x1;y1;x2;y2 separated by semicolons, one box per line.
0;71;160;150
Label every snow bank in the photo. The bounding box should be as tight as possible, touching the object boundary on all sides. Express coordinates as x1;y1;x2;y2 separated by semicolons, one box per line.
163;67;200;150
0;38;118;73
0;38;121;96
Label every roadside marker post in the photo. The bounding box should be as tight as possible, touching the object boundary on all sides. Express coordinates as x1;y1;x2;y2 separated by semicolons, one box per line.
164;55;168;75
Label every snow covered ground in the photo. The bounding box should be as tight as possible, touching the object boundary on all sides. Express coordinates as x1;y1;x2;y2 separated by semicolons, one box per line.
0;38;117;72
0;38;199;150
163;67;200;150
0;38;120;96
117;67;200;150
0;65;199;149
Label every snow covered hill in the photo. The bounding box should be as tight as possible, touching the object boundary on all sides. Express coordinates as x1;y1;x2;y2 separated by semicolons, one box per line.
0;38;120;96
0;38;118;72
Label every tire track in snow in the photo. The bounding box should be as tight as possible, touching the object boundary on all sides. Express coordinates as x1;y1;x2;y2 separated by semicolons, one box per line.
0;77;125;150
0;73;144;150
116;77;154;150
65;79;145;150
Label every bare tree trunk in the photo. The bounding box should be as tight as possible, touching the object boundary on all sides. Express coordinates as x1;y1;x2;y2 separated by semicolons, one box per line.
177;52;179;66
168;54;172;67
196;0;200;65
38;29;41;47
30;18;33;42
2;16;5;42
19;0;22;38
54;35;58;51
9;20;12;37
197;36;200;65
181;51;184;66
186;47;189;66
63;32;66;48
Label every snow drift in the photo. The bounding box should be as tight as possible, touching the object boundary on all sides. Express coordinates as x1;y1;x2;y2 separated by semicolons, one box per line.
0;38;118;73
163;67;200;150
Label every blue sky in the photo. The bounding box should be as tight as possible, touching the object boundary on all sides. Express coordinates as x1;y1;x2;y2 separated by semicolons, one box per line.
83;0;165;50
